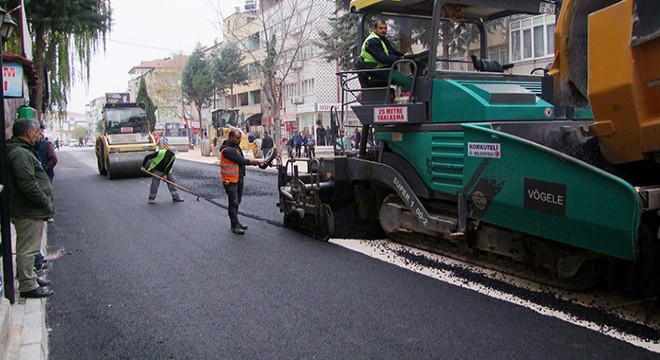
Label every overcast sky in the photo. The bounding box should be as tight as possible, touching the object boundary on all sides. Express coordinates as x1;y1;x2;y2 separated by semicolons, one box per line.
67;0;244;114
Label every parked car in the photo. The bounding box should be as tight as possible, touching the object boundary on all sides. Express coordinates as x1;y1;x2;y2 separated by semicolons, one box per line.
68;139;78;147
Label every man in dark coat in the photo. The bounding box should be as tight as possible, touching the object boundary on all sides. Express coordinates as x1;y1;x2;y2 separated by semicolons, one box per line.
6;119;54;298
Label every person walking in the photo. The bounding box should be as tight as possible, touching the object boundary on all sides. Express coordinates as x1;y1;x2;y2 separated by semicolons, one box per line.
220;129;265;234
293;131;303;158
35;134;58;183
286;137;294;159
140;139;184;204
260;131;274;157
306;135;316;158
6;119;54;298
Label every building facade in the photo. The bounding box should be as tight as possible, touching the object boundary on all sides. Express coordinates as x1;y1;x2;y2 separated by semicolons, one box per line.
128;55;190;125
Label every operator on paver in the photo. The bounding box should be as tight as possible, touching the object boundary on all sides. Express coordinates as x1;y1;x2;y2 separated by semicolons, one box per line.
219;129;265;234
359;19;413;91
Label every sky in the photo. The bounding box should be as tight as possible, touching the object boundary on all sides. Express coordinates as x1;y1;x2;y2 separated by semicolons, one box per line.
67;0;244;114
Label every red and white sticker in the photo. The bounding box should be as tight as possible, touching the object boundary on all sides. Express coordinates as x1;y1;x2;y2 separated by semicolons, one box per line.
121;127;134;133
374;106;408;123
468;142;501;158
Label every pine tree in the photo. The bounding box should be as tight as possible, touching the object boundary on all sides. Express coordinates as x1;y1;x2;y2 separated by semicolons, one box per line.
211;45;249;99
136;78;157;133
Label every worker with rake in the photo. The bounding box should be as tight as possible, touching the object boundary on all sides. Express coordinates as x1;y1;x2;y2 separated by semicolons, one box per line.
140;138;184;204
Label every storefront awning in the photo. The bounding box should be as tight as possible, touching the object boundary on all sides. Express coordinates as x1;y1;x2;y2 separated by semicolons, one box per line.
245;112;263;126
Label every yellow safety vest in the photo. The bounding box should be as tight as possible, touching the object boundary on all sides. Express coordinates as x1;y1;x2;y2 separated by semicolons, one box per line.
360;32;389;68
148;150;175;173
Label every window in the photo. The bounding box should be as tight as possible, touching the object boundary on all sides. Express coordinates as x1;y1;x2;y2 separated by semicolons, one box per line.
286;83;298;98
247;32;259;51
510;14;555;62
488;45;508;65
245;63;260;79
239;92;249;106
301;46;314;60
301;79;314;95
249;90;260;105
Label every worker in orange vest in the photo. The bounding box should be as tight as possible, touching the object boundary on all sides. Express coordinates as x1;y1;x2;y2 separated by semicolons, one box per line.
220;129;265;234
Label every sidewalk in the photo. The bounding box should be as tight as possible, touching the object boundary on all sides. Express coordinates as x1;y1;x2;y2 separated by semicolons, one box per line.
0;224;49;360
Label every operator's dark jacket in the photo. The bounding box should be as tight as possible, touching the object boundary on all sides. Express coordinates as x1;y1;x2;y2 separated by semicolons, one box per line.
6;137;54;218
220;140;249;182
142;149;176;174
363;33;405;67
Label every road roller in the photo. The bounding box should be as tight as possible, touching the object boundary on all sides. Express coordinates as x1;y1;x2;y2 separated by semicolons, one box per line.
95;102;156;179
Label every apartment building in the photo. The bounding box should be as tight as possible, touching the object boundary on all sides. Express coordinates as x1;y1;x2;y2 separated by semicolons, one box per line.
219;10;263;128
128;54;190;125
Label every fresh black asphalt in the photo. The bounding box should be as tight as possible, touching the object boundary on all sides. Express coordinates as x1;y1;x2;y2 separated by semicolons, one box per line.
46;149;658;359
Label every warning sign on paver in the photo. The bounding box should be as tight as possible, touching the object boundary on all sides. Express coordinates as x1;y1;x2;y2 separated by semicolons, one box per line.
374;107;408;123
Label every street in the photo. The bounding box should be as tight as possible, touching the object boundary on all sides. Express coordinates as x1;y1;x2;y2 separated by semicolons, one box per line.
45;148;658;359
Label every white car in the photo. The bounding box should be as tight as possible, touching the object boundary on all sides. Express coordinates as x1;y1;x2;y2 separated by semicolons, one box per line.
68;139;78;147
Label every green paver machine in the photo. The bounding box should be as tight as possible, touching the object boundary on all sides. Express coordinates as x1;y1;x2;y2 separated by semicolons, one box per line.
277;0;660;296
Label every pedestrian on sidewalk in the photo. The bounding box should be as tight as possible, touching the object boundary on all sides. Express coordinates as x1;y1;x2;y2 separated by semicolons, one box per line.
294;131;303;158
306;134;316;159
6;119;54;298
286;137;294;159
140;139;184;204
220;129;265;234
260;131;274;158
35;132;58;183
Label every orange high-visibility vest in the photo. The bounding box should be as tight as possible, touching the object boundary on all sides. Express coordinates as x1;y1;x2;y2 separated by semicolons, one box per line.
220;147;240;183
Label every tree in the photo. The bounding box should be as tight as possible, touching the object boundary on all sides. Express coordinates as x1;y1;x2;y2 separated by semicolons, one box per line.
6;0;113;116
181;44;214;143
218;0;331;151
136;77;157;133
72;126;87;139
211;45;249;99
316;1;357;71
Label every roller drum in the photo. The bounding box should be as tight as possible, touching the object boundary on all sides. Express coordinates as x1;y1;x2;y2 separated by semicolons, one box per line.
106;152;151;180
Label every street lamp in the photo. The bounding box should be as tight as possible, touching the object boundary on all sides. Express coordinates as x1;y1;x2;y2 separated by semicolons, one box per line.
0;6;18;303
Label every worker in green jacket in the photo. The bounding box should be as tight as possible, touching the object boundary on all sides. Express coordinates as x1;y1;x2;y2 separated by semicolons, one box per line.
360;19;413;91
140;139;184;204
6;119;54;298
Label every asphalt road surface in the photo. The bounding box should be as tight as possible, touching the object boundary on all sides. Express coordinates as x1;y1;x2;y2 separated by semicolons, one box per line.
46;148;658;359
